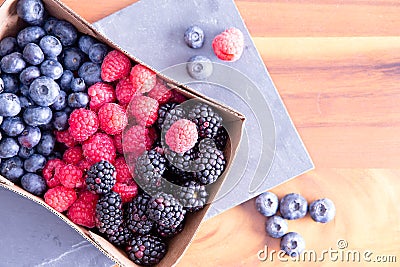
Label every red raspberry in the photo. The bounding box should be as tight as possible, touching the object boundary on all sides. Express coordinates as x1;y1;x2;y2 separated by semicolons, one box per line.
68;108;99;142
55;130;77;148
212;27;244;62
82;132;117;164
122;125;156;157
44;186;77;213
101;50;132;82
98;103;128;135
113;134;123;154
42;159;65;188
130;64;156;94
114;157;133;183
63;146;83;165
116;76;137;105
55;164;84;189
170;90;187;103
165;119;198;153
88;82;116;111
112;182;138;203
76;159;92;172
129;95;159;126
148;80;172;104
67;191;98;228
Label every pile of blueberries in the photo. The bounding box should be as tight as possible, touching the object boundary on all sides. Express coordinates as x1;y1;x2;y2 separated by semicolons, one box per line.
256;192;336;257
0;0;109;195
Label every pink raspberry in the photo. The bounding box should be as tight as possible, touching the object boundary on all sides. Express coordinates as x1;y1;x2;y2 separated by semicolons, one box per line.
112;182;138;203
88;82;116;111
130;64;156;94
42;159;65;188
114;157;133;183
67;191;98;228
212;27;244;62
44;186;77;213
101;50;132;82
82;132;117;164
147;80;172;104
122;125;156;157
165;119;198;153
129;95;159;127
55;164;84;189
98;103;128;135
116;76;137;105
68;108;99;142
113;134;123;154
55;130;77;148
63;146;83;165
76;159;92;173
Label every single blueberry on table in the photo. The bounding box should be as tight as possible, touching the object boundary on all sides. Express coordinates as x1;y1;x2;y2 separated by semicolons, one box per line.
39;35;62;59
2;74;19;93
17;26;46;48
43;17;59;35
0;37;19;57
24;153;47;173
18;146;35;159
18;125;41;149
59;70;74;92
280;193;308;220
265;215;288;238
23;106;53;127
36;131;55;156
309;198;336;223
70;77;85;92
16;0;45;26
53;20;78;46
23;42;44;65
78;35;97;54
29;76;60;106
52;111;68;131
1;117;25;137
0;93;21;117
68;92;89;108
0;138;20;159
40;59;63;80
0;157;25;183
19;66;41;86
187;55;213;80
51;90;67;111
21;173;47;196
255;191;279;217
280;232;306;257
0;52;26;74
61;47;85;71
184;25;205;49
88;43;108;64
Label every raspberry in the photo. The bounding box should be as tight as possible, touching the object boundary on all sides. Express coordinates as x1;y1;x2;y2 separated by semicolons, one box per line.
82;132;116;164
55;130;77;148
101;50;131;82
88;82;116;111
212;27;244;62
165;119;198;153
63;146;83;165
129;95;159;127
98;103;128;135
122;125;156;157
42;159;65;188
115;157;133;183
44;186;77;212
67;191;98;228
116;76;137;105
170;90;187;103
68;108;99;142
147;80;172;104
112;182;138;203
113;134;123;154
76;159;92;172
55;164;84;189
130;64;156;94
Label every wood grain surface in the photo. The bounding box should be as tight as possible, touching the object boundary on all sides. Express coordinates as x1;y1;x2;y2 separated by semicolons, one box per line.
44;0;400;266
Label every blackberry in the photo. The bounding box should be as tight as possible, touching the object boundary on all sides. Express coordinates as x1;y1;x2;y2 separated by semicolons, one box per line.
106;224;133;247
86;160;116;194
194;144;226;185
156;102;177;130
188;102;222;139
158;103;186;131
135;150;167;194
125;193;154;235
156;220;185;238
147;192;186;229
126;234;167;266
177;181;208;212
214;126;229;151
95;191;123;234
164;148;195;186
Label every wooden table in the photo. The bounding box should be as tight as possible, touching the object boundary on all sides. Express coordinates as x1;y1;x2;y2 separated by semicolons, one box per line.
63;1;400;266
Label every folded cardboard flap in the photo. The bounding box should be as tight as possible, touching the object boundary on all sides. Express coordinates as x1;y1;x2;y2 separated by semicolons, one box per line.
0;0;245;266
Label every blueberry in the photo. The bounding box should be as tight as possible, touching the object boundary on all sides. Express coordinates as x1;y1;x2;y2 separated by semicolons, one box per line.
17;26;45;48
88;43;108;63
78;35;97;54
280;232;306;257
16;0;45;26
36;132;55;156
39;35;62;58
0;37;19;57
24;153;46;173
256;191;279;217
61;47;85;71
309;198;336;223
18;146;35;159
0;93;21;117
2;74;19;93
19;84;30;96
51;90;67;111
71;77;86;92
280;193;308;220
0;116;3;126
184;26;205;49
21;173;47;196
78;62;101;86
22;43;44;65
187;55;213;80
0;52;26;74
18;125;41;148
0;138;20;158
19;95;34;109
0;77;4;93
23;106;52;126
43;17;59;34
19;66;41;86
68;92;89;108
29;76;60;106
59;70;74;92
0;157;25;183
265;215;288;238
52;111;68;131
1;117;25;136
53;20;78;46
40;59;63;80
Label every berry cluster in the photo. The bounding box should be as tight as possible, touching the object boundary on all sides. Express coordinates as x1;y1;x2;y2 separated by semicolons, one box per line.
255;192;336;257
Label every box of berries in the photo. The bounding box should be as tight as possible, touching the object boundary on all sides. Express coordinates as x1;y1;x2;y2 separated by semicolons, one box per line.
0;0;244;265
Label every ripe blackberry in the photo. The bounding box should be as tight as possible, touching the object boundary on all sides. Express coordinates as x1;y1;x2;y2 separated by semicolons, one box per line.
164;148;195;186
177;181;208;212
214;126;229;151
86;160;116;194
107;224;133;247
95;191;123;235
156;220;185;238
135;150;167;194
157;103;187;132
194;144;226;185
188;102;222;139
126;194;154;235
147;192;186;229
126;234;167;266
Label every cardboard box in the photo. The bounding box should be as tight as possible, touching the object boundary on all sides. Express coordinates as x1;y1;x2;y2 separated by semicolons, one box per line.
0;0;244;266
